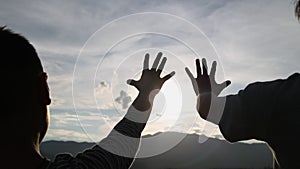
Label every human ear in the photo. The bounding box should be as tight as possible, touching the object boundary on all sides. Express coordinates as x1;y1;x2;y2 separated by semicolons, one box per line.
40;73;51;105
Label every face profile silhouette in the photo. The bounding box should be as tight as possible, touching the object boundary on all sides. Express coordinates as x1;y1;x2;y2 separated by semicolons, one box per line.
0;26;51;142
0;27;51;168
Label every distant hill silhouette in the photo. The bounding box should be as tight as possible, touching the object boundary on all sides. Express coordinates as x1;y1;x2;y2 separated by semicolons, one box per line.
41;132;273;169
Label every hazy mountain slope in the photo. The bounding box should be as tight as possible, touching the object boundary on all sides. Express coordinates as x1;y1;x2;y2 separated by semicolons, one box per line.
41;132;273;169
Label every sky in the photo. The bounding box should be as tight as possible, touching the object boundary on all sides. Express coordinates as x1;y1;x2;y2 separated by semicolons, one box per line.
1;0;300;143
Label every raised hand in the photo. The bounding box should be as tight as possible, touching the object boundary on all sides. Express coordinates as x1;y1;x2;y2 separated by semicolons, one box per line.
127;52;175;97
185;58;231;120
104;53;174;164
185;58;231;96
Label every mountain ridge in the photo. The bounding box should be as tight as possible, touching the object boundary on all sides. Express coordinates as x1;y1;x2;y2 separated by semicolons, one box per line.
41;132;273;169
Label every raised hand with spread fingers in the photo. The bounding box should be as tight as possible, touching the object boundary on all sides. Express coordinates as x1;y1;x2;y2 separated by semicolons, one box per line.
185;58;231;119
127;52;175;111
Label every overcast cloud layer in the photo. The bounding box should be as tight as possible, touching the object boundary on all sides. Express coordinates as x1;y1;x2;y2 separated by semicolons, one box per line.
1;0;299;142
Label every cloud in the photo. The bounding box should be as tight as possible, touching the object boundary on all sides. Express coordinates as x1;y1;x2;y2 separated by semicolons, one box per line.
202;0;300;92
99;81;108;88
93;81;114;109
114;90;132;109
2;0;300;142
45;129;89;142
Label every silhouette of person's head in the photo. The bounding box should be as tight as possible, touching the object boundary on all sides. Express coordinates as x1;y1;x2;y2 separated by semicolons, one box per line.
0;27;51;146
296;0;300;19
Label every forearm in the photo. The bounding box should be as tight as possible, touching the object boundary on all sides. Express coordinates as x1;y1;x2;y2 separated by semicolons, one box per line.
219;83;274;142
218;95;249;142
197;93;211;120
114;91;153;137
71;53;173;169
197;93;226;125
197;93;248;142
93;92;154;169
197;91;252;142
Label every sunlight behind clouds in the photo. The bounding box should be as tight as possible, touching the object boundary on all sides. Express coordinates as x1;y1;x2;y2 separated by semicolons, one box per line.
1;0;299;142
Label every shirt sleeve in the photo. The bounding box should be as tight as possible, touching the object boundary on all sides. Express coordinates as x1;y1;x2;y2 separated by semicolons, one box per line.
51;117;145;169
219;73;300;142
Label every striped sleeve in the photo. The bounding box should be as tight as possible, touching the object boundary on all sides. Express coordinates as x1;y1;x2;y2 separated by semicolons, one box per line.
49;117;145;169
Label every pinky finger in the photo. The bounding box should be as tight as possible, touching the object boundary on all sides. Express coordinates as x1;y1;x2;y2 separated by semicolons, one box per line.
185;67;194;81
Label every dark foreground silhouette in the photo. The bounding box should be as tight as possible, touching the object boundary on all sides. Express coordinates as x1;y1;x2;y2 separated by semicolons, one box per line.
186;58;300;169
184;2;300;169
0;26;175;169
1;1;299;169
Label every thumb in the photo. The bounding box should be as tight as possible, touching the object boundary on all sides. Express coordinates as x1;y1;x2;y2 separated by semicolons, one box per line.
219;80;231;90
225;80;231;87
127;79;138;87
213;80;232;96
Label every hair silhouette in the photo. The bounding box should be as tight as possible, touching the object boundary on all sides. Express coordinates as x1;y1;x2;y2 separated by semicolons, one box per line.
0;26;50;144
296;0;300;19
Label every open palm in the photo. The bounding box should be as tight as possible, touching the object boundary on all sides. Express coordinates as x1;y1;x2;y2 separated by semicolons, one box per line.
127;52;175;96
185;58;231;96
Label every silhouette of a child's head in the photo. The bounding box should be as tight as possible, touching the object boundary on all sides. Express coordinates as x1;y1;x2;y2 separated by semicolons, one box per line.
0;27;51;144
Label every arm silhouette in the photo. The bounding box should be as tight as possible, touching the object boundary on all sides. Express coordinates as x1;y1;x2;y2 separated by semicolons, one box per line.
185;58;274;141
185;58;296;141
52;52;175;169
185;59;300;168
